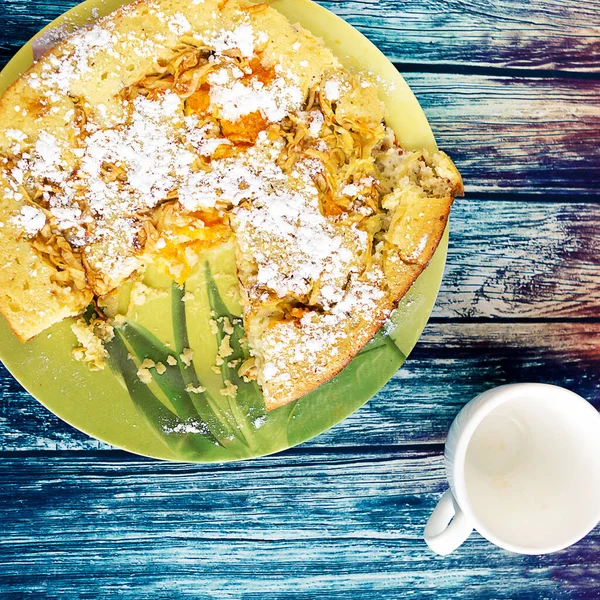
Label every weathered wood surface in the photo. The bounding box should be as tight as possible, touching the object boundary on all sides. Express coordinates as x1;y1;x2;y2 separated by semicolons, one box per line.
437;200;600;319
0;452;598;599
2;0;600;72
319;0;600;73
3;322;597;451
1;0;599;597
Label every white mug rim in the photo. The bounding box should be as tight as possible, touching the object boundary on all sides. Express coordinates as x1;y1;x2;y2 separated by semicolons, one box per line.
447;383;600;554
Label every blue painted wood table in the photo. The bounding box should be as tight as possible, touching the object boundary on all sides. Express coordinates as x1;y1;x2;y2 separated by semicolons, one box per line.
1;1;599;597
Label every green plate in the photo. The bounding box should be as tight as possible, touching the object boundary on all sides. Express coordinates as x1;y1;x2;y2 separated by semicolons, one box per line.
0;0;447;462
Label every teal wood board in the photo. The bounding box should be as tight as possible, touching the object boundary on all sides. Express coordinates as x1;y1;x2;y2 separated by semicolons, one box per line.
0;0;599;598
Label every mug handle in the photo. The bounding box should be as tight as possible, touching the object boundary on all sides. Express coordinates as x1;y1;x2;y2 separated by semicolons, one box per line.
424;490;473;555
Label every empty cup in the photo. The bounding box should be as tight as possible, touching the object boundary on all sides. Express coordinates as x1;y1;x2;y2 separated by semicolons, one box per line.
424;383;600;555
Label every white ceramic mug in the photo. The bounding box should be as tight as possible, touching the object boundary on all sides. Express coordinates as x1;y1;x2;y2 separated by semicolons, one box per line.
424;383;600;555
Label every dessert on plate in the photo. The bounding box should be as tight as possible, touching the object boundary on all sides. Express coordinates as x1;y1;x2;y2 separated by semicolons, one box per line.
0;0;462;409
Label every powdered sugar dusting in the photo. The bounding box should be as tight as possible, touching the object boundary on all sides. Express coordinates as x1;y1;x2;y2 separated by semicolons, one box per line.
168;13;192;36
39;25;114;94
82;92;194;207
205;22;259;59
11;205;46;235
209;68;303;123
307;110;324;136
10;11;298;285
257;267;386;394
324;79;341;101
164;420;211;435
231;143;366;303
8;89;219;284
409;234;429;261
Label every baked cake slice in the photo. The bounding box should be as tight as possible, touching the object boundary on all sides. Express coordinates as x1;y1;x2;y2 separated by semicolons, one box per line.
0;0;462;409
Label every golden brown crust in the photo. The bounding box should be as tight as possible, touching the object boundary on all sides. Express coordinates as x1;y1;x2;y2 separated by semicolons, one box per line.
260;247;435;411
248;150;462;410
261;316;382;410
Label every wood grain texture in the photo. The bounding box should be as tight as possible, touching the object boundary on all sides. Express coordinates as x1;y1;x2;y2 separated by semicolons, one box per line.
0;451;597;599
436;200;600;319
2;322;597;451
318;0;600;73
0;1;599;596
1;0;600;72
405;74;600;195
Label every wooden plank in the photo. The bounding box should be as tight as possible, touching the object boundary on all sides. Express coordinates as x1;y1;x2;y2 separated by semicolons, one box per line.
2;322;598;451
435;200;600;319
1;0;600;72
0;452;597;598
317;0;600;73
405;74;600;195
